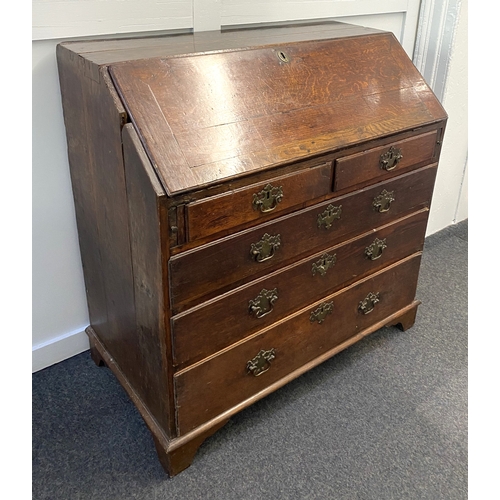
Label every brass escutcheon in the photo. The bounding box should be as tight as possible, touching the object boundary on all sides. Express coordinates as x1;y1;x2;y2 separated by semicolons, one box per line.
310;301;334;324
373;190;395;213
312;253;337;276
250;233;281;262
252;183;284;213
249;288;279;318
277;51;289;63
247;348;276;376
365;238;388;261
380;146;403;171
358;292;380;315
317;204;342;229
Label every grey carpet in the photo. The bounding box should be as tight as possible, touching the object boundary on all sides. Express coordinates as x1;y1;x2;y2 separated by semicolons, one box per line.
32;220;467;500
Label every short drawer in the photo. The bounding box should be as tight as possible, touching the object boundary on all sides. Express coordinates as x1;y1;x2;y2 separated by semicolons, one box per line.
186;162;333;242
174;254;422;434
169;164;437;313
334;131;438;191
172;209;429;369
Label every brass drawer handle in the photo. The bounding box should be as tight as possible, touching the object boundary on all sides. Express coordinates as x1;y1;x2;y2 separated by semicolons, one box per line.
373;189;395;213
310;301;334;324
380;146;403;171
365;238;387;261
247;348;276;376
249;288;278;318
252;183;284;213
250;233;281;262
358;292;380;315
317;204;342;229
312;253;337;276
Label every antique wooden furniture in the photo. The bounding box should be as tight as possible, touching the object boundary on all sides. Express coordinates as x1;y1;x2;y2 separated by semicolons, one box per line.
57;21;447;476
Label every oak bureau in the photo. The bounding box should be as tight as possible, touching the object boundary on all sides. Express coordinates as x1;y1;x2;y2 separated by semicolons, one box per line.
57;21;447;476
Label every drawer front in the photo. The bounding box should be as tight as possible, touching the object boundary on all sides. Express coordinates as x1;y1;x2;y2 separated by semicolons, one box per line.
169;164;437;313
334;131;438;191
174;254;422;434
186;162;333;242
172;209;429;369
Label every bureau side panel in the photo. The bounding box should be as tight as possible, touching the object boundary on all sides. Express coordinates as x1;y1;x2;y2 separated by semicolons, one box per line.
56;47;136;384
56;46;108;330
122;124;175;436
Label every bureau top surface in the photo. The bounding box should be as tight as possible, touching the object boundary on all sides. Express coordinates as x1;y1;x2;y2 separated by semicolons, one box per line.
68;23;447;195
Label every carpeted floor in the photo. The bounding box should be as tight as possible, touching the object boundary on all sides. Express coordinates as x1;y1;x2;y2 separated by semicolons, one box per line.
32;220;467;500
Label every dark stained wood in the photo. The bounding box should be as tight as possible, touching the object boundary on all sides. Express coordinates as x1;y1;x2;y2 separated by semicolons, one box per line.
56;49;138;385
169;164;438;313
56;45;110;337
122;124;175;435
171;300;422;453
57;23;447;476
385;302;420;331
172;209;429;369
174;254;422;434
334;130;438;191
121;35;402;134
185;87;436;190
165;123;444;253
186;161;332;242
153;418;229;476
59;22;383;66
89;337;106;367
109;32;446;195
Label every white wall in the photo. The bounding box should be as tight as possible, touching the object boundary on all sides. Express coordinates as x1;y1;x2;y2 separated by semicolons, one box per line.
413;0;468;235
434;0;468;232
32;0;468;371
32;0;193;40
32;40;91;371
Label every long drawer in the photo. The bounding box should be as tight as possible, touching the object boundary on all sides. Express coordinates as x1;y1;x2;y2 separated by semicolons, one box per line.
169;164;437;313
172;209;429;369
174;254;422;434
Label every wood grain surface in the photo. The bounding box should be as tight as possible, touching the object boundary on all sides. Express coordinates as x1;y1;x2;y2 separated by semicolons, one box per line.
334;130;438;191
169;164;438;313
109;32;446;194
186;161;332;241
174;254;422;434
172;209;429;369
57;23;447;475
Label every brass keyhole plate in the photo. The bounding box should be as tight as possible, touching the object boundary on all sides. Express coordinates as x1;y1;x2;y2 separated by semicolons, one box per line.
277;51;289;63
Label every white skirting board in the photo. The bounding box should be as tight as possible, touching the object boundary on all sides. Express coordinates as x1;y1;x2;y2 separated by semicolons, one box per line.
32;327;90;373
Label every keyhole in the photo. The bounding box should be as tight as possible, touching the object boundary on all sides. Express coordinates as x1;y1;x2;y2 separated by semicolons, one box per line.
277;51;289;63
